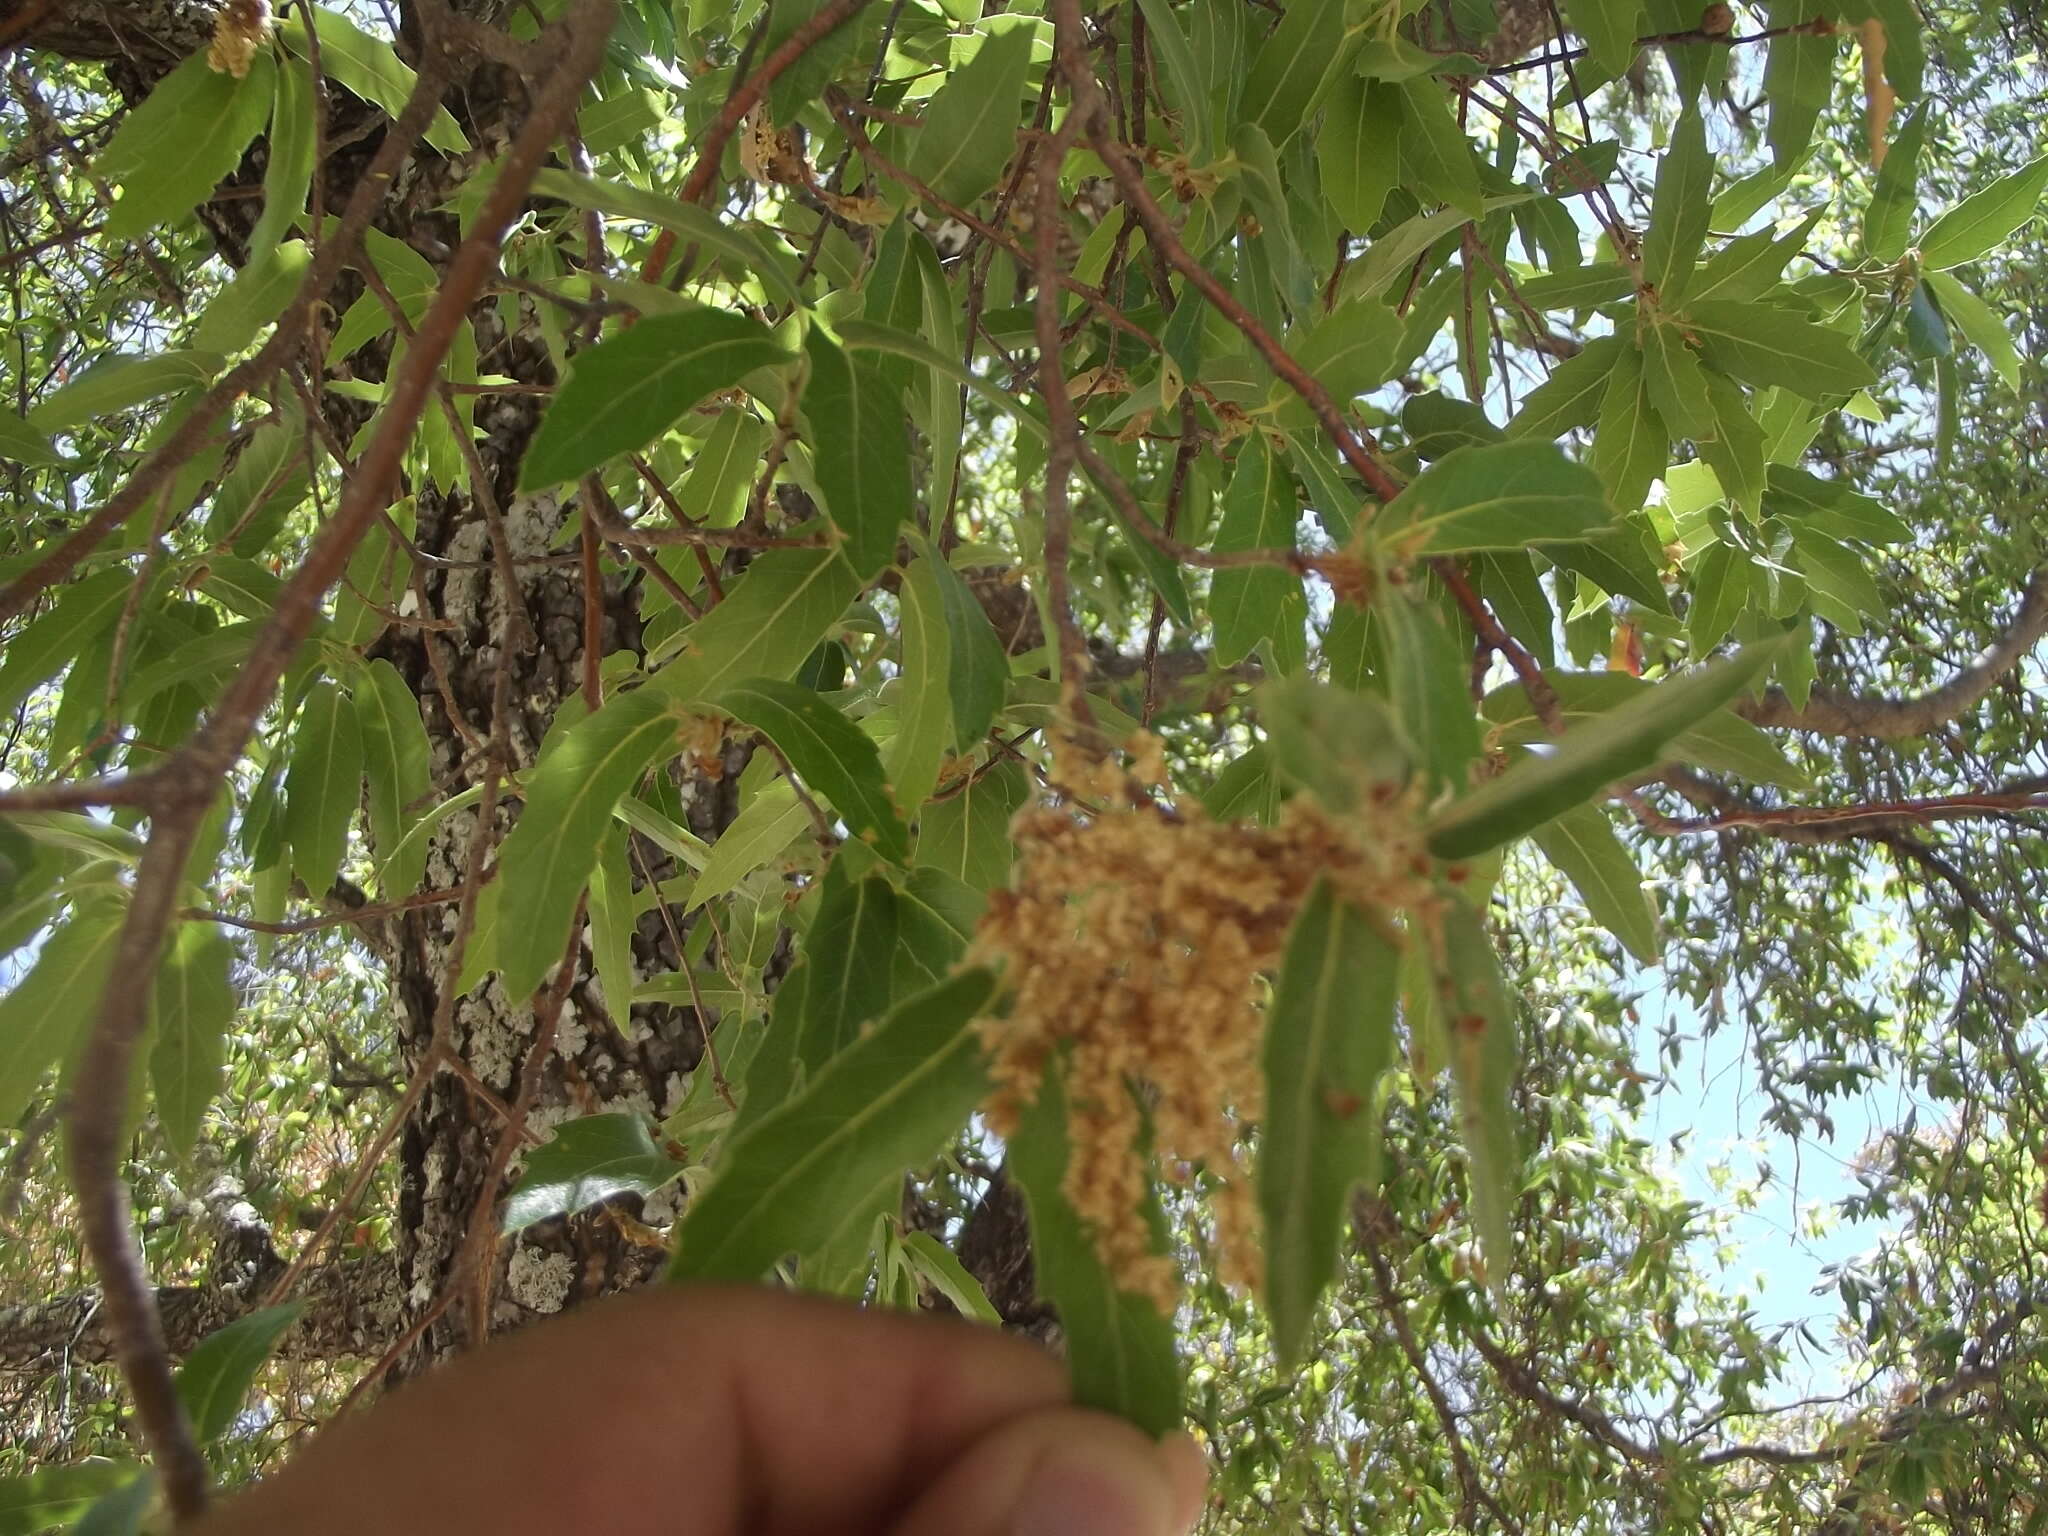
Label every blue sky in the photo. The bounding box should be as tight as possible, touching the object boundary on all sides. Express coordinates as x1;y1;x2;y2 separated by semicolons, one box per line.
1633;973;1925;1398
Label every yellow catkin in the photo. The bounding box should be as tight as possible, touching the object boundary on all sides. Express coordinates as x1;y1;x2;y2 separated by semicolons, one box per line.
974;737;1433;1311
207;0;271;78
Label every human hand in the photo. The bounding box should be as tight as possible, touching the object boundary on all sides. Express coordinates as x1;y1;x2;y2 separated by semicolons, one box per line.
193;1285;1209;1536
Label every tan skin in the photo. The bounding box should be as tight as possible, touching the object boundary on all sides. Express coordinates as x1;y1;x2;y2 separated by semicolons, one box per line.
194;1287;1209;1536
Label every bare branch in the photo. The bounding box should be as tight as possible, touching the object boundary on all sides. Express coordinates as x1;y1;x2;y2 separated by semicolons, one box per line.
1740;568;2048;739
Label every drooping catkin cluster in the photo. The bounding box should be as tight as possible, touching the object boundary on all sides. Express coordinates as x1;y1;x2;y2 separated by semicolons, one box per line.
974;740;1433;1310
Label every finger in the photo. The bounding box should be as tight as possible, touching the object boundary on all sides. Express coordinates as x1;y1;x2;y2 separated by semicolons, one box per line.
887;1407;1200;1536
194;1285;1069;1536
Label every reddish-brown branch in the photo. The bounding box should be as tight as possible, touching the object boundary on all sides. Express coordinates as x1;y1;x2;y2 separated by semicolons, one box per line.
1434;558;1564;734
0;53;451;630
58;5;619;1519
1028;41;1094;728
183;885;470;936
1648;787;2048;837
1042;0;1403;511
639;0;873;282
825;95;1162;356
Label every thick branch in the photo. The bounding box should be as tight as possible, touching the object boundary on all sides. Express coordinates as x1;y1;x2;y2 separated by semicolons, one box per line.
1740;569;2048;739
0;1255;402;1376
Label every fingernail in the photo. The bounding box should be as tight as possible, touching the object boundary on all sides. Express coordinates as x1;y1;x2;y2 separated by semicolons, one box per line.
1011;1444;1168;1536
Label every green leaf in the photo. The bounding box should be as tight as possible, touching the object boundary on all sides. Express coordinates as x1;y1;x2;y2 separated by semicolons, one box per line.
804;329;911;579
1212;437;1307;671
1478;552;1555;669
1530;801;1659;965
331;495;414;650
649;546;863;706
1383;440;1614;553
1641;321;1714;440
1342;204;1480;303
494;688;680;1002
0;1462;140;1536
1763;463;1912;543
1507;335;1623;440
1396;77;1484;219
1008;1058;1183;1435
70;1472;153;1536
175;1303;305;1443
1260;880;1399;1365
1515;262;1633;312
1401;392;1502;462
1317;73;1399;233
283;681;363;898
1378;589;1481;790
253;54;317;253
688;784;812;911
895;866;981;990
890;554;954;815
355;658;433;897
719;678;910;861
794;868;902;1071
1134;0;1212;159
1562;0;1643;75
1281;299;1402;417
1698;369;1765;519
150;923;234;1161
837;319;1048;441
755;0;862;123
678;411;770;537
520;310;795;490
529;169;802;307
0;903;124;1128
1481;671;1806;786
1923;271;2021;390
503;1112;685;1230
0;568;131;723
1642;108;1712;304
899;1230;1002;1323
193;240;312;357
1435;904;1520;1293
917;758;1029;891
1863;101;1928;262
1689;211;1821;306
667;967;999;1283
1427;636;1788;858
1258;676;1411;815
1686;539;1753;653
0;411;65;468
1918;151;2048;271
203;409;310;556
931;555;1009;748
1763;5;1835;168
1591;344;1667;514
1903;279;1951;360
905;19;1036;206
280;7;468;152
1240;0;1350;148
96;49;275;239
28;352;218;432
588;829;637;1029
1683;299;1879;397
1203;743;1282;824
1793;528;1883;635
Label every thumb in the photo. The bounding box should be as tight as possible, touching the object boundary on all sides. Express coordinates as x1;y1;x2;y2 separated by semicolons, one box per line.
889;1408;1207;1536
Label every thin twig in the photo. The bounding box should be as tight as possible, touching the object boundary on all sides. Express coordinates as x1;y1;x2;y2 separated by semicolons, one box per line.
640;0;875;280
